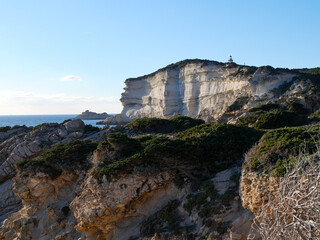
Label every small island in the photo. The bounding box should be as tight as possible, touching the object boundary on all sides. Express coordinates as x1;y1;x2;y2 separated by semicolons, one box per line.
75;110;109;120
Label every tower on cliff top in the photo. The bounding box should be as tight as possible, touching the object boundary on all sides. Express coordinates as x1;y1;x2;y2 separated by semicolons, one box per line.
228;55;233;63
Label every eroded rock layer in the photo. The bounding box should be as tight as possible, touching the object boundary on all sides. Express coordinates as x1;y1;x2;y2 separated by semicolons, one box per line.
106;60;318;124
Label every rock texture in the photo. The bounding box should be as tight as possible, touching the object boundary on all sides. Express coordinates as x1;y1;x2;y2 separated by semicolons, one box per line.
0;151;255;240
0;119;90;227
2;59;319;239
105;59;319;124
71;172;176;240
0;170;86;240
76;110;109;120
240;169;280;216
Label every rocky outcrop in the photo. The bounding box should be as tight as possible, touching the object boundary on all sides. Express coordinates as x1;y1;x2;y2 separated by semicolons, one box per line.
0;169;86;240
0;151;256;240
0;119;89;227
0;119;86;184
70;166;255;240
76;110;109;120
105;59;319;124
71;172;176;240
240;168;280;217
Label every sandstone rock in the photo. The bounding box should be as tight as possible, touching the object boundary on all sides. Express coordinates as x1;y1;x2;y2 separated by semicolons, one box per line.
71;172;176;240
0;180;22;224
240;169;280;216
0;120;94;226
0;170;85;239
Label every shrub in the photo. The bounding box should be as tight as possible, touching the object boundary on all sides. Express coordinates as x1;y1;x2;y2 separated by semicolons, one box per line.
93;124;263;180
249;152;320;239
245;126;318;176
33;123;60;131
107;133;142;155
16;140;98;179
238;112;260;126
169;115;205;131
183;181;218;214
140;200;181;237
0;126;11;132
309;109;320;121
127;116;204;133
127;117;167;132
248;103;280;112
84;124;100;133
253;109;308;129
240;104;309;129
297;67;320;76
176;124;264;170
285;101;308;114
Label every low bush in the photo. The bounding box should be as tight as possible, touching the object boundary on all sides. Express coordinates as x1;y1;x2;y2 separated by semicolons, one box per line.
176;124;264;169
253;109;308;129
93;124;263;180
33;123;60;131
140;200;181;237
107;132;142;156
16;140;98;179
240;103;309;129
127;116;204;134
309;109;320;121
84;124;99;133
0;126;11;132
285;101;309;114
238;112;260;126
245;126;318;176
248;103;280;112
297;68;320;76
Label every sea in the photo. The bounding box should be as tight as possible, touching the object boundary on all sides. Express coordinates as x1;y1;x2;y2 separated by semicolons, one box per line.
0;115;108;128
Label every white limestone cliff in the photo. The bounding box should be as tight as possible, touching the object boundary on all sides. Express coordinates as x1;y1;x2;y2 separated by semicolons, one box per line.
105;59;314;124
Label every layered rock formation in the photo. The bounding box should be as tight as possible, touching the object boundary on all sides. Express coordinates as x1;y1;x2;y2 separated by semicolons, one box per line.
0;119;109;228
1;59;319;240
0;159;254;240
105;59;319;124
0;121;260;239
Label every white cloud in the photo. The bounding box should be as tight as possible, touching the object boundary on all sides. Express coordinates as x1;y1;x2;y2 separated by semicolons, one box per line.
0;91;122;115
60;75;83;82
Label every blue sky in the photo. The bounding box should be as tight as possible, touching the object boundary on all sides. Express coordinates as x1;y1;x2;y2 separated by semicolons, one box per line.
0;0;319;114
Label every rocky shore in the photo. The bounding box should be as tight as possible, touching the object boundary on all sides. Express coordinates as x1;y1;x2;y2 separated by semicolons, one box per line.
1;59;320;239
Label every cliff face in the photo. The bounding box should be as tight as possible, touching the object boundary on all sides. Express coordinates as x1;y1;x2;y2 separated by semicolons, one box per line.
0;119;109;228
106;59;316;124
0;131;257;240
0;163;254;240
0;170;85;240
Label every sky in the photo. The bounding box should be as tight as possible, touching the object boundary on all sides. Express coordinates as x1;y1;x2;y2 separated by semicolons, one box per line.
0;0;319;115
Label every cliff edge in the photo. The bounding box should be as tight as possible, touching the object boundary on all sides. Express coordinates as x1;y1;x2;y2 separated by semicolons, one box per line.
105;59;320;124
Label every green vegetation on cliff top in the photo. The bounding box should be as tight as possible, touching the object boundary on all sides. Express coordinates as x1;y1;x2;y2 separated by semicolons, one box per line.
245;125;319;177
93;123;263;180
239;102;310;129
16;140;98;179
127;115;205;133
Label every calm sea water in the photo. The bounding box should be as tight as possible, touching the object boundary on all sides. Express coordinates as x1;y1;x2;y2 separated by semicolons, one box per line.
0;115;106;128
